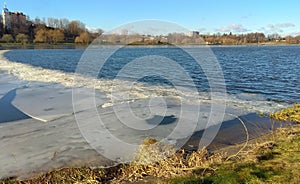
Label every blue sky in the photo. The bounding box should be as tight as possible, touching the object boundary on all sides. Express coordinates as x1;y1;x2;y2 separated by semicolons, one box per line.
4;0;300;36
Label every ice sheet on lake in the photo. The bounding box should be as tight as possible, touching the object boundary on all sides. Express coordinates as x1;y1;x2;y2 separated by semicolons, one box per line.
0;72;26;98
0;95;240;178
70;94;244;162
0;116;113;179
12;83;108;122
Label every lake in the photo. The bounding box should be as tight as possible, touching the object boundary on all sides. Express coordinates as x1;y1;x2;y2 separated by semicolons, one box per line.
3;45;300;105
0;45;299;177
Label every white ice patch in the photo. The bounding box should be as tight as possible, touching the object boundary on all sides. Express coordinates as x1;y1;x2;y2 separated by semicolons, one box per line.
0;72;25;99
12;84;107;122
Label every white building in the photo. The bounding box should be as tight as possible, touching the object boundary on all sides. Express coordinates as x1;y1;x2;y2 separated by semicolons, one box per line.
2;2;10;30
2;1;27;31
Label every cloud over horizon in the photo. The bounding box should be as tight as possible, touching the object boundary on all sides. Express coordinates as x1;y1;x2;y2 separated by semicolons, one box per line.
216;24;250;33
268;23;296;29
263;22;296;35
289;30;300;37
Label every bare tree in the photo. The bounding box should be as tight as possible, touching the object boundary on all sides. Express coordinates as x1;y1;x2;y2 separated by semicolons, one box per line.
47;17;54;27
59;18;70;30
53;18;60;28
65;20;85;39
47;17;60;28
34;17;41;25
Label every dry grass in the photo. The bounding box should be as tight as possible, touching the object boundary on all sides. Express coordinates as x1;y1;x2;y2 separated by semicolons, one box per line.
0;166;121;184
270;103;300;123
114;139;224;183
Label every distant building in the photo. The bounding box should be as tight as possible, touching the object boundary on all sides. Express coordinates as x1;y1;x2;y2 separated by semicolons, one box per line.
2;2;27;31
188;31;200;37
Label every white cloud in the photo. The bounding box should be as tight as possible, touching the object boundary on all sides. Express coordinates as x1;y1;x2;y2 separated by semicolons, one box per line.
86;26;99;33
263;22;296;35
289;30;300;37
216;24;250;33
268;22;296;29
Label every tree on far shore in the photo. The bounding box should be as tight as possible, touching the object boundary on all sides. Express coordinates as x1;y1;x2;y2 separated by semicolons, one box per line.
75;32;92;44
1;34;14;43
48;29;65;43
285;36;297;44
34;29;65;44
16;33;29;44
65;20;85;40
34;29;48;43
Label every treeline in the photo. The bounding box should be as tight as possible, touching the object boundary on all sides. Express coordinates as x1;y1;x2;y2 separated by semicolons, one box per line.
1;15;300;45
201;32;300;45
0;17;103;44
94;32;300;45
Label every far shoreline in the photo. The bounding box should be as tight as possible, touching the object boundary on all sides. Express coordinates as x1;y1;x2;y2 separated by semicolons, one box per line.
0;42;300;50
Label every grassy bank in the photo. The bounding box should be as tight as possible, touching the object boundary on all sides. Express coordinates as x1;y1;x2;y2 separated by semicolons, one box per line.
171;124;300;184
1;105;300;184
